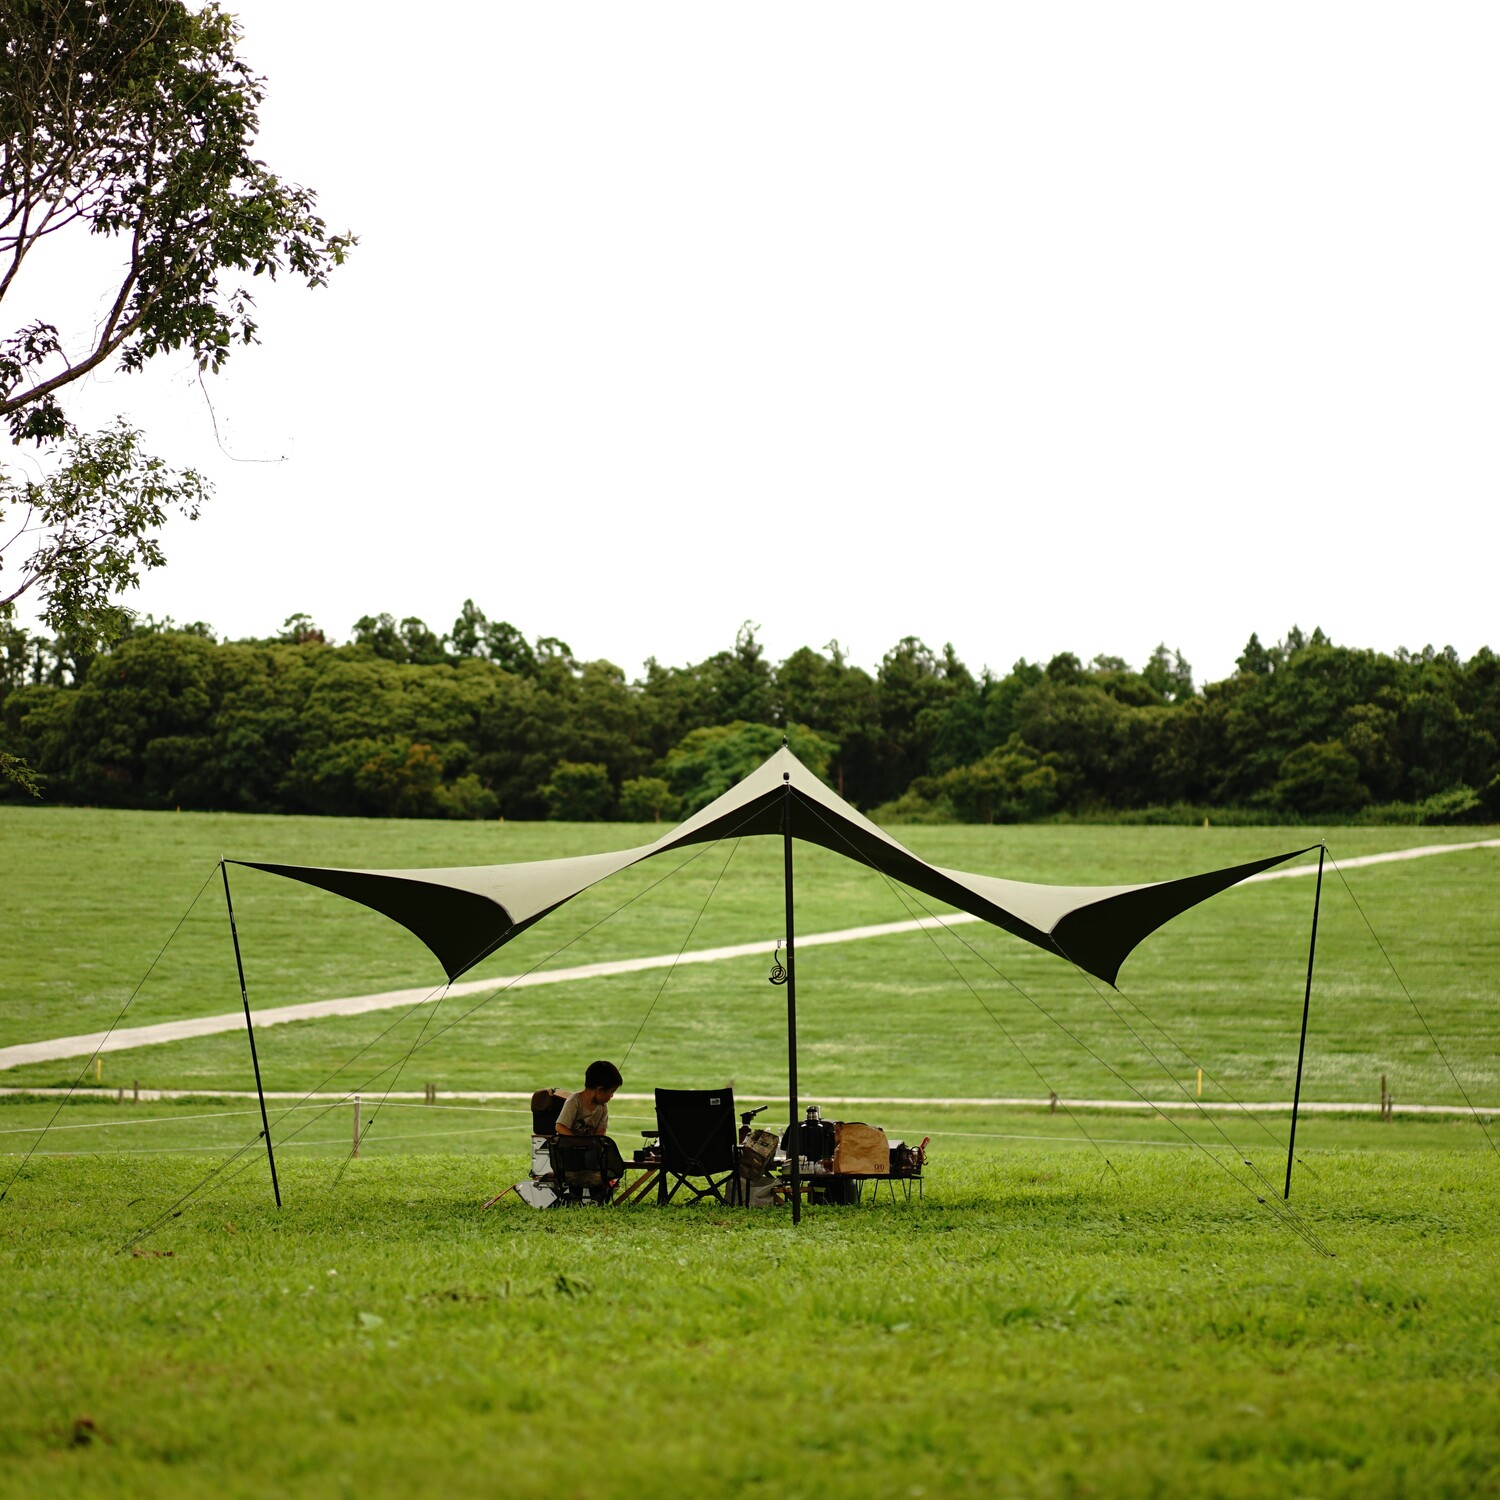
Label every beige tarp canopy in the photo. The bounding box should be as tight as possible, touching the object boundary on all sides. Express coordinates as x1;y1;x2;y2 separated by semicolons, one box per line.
234;747;1310;987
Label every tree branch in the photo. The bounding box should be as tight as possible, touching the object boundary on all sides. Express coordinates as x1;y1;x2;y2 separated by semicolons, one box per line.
0;296;149;418
0;503;39;558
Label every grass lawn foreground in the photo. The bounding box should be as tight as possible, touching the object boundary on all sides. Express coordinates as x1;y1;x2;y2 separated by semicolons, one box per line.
3;807;1499;1497
3;1146;1499;1500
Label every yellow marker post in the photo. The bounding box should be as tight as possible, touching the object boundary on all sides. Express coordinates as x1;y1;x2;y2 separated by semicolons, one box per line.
94;1057;102;1084
1196;1067;1203;1097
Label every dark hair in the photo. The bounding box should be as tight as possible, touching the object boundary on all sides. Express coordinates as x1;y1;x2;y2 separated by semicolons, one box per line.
585;1059;622;1091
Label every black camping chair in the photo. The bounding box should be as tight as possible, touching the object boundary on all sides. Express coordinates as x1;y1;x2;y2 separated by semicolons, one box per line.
654;1087;739;1205
545;1133;626;1205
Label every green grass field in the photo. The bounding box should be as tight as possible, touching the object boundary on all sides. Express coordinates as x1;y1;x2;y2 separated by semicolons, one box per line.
3;808;1499;1497
3;1145;1499;1499
2;808;1498;1112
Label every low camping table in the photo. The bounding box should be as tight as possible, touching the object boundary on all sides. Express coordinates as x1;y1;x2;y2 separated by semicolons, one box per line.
611;1155;664;1206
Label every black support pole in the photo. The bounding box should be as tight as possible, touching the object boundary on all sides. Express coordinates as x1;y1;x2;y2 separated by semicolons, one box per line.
222;861;281;1209
1284;844;1325;1200
783;773;801;1225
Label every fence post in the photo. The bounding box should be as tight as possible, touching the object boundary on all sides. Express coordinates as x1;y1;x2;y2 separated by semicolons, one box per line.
1048;1091;1058;1114
352;1095;361;1158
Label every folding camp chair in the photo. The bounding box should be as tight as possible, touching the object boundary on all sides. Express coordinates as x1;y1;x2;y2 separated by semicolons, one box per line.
546;1133;625;1205
654;1087;739;1205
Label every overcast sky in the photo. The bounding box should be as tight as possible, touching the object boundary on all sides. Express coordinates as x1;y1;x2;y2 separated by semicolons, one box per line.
12;2;1498;687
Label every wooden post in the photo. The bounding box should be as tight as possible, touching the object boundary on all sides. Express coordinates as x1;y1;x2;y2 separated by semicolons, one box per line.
94;1057;101;1085
133;1079;139;1103
352;1095;361;1158
1048;1091;1058;1114
425;1082;436;1104
1196;1068;1203;1098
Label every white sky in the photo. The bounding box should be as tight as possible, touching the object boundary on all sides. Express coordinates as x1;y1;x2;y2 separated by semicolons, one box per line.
9;2;1498;686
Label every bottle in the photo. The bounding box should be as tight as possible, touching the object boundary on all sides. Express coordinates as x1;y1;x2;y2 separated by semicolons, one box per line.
782;1102;825;1163
805;1103;828;1166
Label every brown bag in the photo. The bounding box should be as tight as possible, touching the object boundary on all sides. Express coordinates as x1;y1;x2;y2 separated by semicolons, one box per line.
833;1121;889;1175
530;1088;570;1134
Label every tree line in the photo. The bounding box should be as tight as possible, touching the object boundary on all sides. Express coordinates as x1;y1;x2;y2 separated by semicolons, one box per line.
1;606;1496;824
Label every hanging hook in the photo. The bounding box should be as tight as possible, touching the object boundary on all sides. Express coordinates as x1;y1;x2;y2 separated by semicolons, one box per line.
768;939;788;986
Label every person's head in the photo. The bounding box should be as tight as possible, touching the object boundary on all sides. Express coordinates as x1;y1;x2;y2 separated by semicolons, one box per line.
585;1059;622;1099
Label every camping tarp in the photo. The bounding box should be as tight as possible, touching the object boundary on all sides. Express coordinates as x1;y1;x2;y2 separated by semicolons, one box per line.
235;746;1311;986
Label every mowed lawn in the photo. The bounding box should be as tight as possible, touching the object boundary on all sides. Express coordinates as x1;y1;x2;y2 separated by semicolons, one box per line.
3;808;1499;1497
2;1144;1498;1500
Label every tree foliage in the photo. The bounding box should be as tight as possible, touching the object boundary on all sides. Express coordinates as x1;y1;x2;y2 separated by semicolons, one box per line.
0;0;353;442
664;720;839;815
0;419;207;640
938;738;1065;824
619;776;678;823
539;761;613;821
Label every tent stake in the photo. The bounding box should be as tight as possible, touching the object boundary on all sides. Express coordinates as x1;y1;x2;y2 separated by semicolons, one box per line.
222;861;282;1209
783;773;801;1226
1284;844;1325;1200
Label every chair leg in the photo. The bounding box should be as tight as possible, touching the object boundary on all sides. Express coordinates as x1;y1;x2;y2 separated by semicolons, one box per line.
661;1172;738;1206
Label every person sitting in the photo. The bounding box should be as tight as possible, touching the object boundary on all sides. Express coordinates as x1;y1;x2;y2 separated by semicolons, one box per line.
555;1060;621;1137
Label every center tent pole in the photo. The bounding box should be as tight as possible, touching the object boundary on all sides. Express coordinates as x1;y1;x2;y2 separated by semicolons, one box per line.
222;861;282;1209
782;771;801;1226
1283;844;1325;1200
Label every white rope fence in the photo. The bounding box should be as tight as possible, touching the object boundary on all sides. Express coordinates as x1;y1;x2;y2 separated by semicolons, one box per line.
0;1090;1300;1158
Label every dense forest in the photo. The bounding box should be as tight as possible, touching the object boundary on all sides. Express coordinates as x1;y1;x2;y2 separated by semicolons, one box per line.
2;605;1497;824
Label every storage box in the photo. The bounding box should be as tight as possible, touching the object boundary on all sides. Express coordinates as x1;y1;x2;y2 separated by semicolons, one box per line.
740;1127;780;1178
